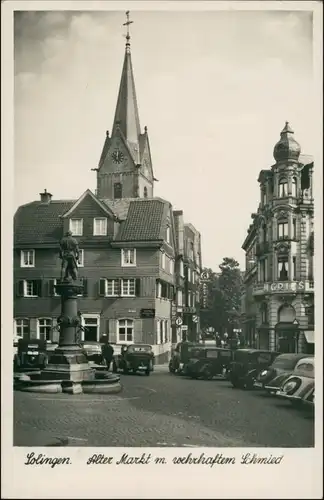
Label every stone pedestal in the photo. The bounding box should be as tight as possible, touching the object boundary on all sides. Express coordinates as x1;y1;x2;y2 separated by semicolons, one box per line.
41;281;94;388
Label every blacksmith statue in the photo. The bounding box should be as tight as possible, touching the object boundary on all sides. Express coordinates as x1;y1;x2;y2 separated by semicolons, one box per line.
59;230;80;282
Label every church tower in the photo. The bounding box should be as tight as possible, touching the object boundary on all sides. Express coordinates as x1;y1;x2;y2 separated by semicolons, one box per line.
96;12;154;200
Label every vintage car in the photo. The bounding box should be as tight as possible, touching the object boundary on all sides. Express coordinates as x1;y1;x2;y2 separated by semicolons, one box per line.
255;353;312;394
276;357;315;409
14;338;48;372
186;346;233;380
229;348;280;390
168;341;202;374
112;343;154;375
80;341;105;365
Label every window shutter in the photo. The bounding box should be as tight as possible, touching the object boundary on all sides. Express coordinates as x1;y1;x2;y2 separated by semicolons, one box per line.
36;279;43;297
17;280;24;297
99;278;106;296
135;278;141;297
82;278;88;296
49;279;55;297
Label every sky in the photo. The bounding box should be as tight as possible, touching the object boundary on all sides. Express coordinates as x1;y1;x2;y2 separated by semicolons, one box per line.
14;8;314;270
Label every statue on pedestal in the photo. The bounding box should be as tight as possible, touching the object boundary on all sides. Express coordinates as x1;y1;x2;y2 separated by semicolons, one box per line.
59;230;80;282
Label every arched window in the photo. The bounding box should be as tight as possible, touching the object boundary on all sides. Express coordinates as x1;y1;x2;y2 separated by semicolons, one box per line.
113;182;122;199
143;186;148;198
279;178;288;197
278;304;296;323
291;177;297;197
117;319;134;344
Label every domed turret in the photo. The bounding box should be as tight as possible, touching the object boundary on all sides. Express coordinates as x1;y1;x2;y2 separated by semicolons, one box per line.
273;122;301;163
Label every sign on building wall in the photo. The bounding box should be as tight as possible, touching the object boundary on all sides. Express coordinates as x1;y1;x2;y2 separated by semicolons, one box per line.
140;309;155;318
265;281;306;293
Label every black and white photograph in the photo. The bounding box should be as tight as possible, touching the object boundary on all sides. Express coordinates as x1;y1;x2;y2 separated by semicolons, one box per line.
2;1;322;498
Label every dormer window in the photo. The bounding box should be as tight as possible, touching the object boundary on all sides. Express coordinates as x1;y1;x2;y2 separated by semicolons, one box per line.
278;178;288;197
93;218;107;236
20;250;35;268
121;249;136;267
166;226;170;244
69;218;83;236
114;183;122;199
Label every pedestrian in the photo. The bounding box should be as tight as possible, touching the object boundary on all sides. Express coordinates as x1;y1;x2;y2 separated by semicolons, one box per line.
101;340;114;371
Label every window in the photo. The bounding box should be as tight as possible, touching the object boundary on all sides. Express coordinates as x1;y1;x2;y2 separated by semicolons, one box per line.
177;289;183;306
180;260;184;277
20;250;35;268
192;294;196;307
156;320;161;344
114;182;122;199
260;259;266;282
292;219;297;239
117;319;134;343
93;218;107;236
23;280;41;297
291;177;297;197
293;256;297;280
279;179;288;197
121;279;135;297
156;281;162;298
278;221;288;239
78;249;84;267
261;303;268;324
49;279;60;297
69;218;83;236
166;226;170;244
164;320;169;343
262;189;267;206
188;268;191;282
160;320;165;344
38;318;52;342
15;318;29;339
121;249;136;266
188;292;192;307
189;243;194;261
143;186;148;198
192;271;195;284
161;252;166;269
107;279;119;296
278;257;289;281
169;259;174;275
82;315;100;342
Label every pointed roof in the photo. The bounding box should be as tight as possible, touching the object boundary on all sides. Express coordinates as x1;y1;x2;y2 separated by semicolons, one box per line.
111;44;141;147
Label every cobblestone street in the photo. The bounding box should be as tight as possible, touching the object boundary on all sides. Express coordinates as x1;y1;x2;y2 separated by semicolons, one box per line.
14;368;314;448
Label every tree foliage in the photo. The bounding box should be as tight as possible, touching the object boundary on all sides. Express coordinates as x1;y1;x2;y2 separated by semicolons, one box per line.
200;257;243;334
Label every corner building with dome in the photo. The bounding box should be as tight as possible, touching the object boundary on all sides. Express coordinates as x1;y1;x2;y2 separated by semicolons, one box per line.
13;21;203;361
241;122;314;354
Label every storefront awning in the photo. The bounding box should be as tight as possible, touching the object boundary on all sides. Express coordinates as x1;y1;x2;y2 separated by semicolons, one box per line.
304;330;314;343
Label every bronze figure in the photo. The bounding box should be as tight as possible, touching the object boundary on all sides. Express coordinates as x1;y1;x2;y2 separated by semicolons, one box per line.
59;230;80;282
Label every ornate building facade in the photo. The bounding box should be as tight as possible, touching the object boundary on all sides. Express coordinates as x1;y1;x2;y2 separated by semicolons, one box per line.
242;123;314;354
13;16;202;362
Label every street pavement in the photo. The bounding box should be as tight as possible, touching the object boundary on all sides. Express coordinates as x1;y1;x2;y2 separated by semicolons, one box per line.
14;367;314;447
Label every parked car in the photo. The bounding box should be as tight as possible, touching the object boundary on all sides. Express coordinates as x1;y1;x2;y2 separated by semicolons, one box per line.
169;341;202;374
14;338;48;372
255;353;312;394
113;343;154;376
186;346;233;380
276;357;315;409
229;348;280;390
81;341;106;365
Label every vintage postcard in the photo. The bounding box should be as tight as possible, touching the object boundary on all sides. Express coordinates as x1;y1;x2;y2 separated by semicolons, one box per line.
1;0;323;498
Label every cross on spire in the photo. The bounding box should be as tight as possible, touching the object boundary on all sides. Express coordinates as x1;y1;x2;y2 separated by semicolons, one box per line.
123;11;133;51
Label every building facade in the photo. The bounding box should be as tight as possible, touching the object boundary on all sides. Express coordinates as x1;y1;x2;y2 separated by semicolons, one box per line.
241;123;314;354
14;20;202;362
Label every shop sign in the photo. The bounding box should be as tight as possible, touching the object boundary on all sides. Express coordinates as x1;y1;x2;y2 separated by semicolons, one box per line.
140;308;155;318
267;281;305;293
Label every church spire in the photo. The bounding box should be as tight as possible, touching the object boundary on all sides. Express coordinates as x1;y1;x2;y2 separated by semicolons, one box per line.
111;11;141;146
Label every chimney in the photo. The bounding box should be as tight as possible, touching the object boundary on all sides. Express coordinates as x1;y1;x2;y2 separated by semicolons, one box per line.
39;189;52;204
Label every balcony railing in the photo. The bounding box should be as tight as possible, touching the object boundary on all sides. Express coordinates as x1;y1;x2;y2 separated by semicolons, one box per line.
252;280;315;296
